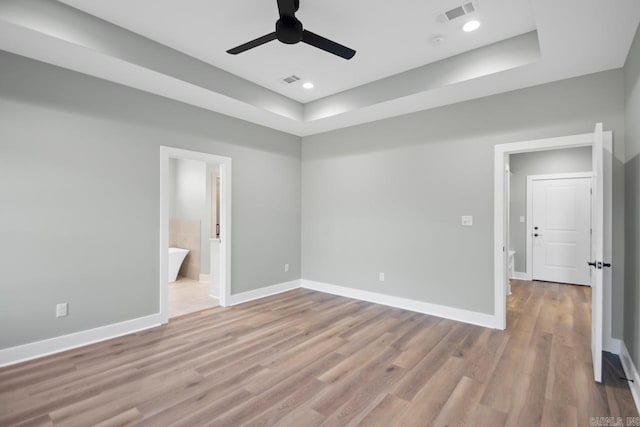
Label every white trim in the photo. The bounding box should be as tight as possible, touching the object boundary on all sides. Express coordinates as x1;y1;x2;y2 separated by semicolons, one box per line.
160;146;232;325
494;130;613;333
0;314;161;367
301;280;499;329
604;337;622;354
620;341;640;414
525;172;593;281
524;172;594;182
199;274;210;284
228;280;301;306
510;272;530;281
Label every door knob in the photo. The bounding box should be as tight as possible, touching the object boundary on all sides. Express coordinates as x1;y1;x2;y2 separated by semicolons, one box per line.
588;261;597;268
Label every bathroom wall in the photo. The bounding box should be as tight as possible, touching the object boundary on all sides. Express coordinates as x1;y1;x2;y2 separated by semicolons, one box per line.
509;147;593;273
172;158;206;221
202;163;220;276
169;218;200;280
168;158;207;280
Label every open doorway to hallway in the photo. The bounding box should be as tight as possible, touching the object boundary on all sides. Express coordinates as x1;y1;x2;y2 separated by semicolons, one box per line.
495;125;613;382
507;147;593;286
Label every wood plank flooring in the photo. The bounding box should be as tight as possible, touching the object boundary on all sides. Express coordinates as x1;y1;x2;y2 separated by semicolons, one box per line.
0;280;637;426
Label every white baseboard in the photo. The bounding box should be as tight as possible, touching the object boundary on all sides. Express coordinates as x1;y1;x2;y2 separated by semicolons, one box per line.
199;274;210;284
620;341;640;413
301;280;499;329
0;313;161;368
604;337;622;354
228;279;301;306
510;271;530;281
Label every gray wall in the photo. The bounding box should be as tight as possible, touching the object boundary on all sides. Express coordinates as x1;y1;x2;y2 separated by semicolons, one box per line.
302;70;625;332
624;24;640;376
509;148;593;272
0;51;302;349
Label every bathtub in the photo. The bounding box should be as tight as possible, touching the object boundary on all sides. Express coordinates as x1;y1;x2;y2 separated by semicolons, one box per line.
168;247;189;282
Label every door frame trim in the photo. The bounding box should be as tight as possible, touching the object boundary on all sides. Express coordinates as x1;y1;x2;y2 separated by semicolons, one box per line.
525;172;594;282
159;146;232;324
494;130;612;332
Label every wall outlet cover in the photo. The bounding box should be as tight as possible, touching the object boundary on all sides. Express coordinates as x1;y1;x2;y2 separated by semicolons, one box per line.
520;216;526;223
56;303;68;318
284;263;289;272
461;216;473;226
379;272;385;282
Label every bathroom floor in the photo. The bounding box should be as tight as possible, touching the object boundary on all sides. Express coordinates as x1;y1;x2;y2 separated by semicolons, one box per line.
169;278;218;318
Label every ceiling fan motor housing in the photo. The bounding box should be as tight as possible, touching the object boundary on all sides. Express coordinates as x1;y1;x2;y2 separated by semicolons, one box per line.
276;17;303;44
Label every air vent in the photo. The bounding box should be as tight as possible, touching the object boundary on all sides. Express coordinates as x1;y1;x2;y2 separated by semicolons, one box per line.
436;1;478;23
445;6;465;21
281;75;301;84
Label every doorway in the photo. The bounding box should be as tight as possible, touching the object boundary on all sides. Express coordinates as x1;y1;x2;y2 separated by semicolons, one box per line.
160;147;232;324
494;124;613;382
528;173;592;286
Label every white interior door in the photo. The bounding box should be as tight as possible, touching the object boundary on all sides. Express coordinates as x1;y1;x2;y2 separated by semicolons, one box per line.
531;177;591;285
590;123;605;383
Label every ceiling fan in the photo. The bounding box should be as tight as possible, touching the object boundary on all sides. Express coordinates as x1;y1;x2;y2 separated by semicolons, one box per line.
226;0;356;60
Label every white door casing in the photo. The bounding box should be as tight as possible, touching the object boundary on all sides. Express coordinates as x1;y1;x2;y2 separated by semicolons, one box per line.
159;146;232;324
530;176;592;285
590;123;605;383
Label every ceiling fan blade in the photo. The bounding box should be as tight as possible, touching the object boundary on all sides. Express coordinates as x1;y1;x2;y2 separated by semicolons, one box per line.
302;30;356;60
227;32;277;55
277;0;298;17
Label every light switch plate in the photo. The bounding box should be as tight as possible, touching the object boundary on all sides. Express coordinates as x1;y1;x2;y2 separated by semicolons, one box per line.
379;272;385;282
461;216;473;226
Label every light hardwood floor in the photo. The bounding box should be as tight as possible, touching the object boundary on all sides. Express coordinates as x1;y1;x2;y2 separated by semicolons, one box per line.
0;280;637;426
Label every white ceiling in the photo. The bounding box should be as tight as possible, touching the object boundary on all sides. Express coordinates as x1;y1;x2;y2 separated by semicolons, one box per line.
57;0;537;103
0;0;639;136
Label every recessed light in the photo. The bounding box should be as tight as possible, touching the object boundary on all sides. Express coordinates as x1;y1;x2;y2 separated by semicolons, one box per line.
302;82;315;89
462;20;481;32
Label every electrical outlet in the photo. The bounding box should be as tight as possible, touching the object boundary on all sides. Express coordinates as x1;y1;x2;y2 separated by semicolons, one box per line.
284;263;289;272
520;216;525;223
56;303;68;318
379;272;385;282
461;216;473;226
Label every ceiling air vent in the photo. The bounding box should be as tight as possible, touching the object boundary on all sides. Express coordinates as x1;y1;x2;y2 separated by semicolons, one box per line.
436;2;478;24
281;75;301;85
